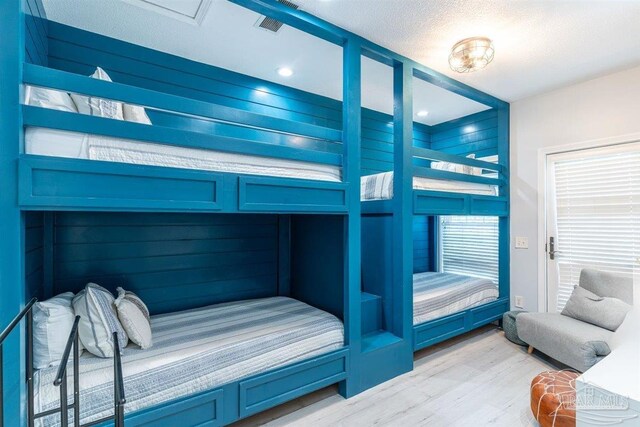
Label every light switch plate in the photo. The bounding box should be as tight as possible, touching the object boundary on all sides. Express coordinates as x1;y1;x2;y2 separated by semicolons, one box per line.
515;296;524;308
515;236;528;249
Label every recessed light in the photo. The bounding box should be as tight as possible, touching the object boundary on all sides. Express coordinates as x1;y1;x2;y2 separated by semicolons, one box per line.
277;67;293;77
416;110;429;117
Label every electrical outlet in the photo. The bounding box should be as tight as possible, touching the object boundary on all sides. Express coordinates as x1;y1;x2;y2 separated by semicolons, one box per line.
515;236;529;249
515;296;524;308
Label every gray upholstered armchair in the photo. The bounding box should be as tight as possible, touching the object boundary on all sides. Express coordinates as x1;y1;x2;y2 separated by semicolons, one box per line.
516;269;633;372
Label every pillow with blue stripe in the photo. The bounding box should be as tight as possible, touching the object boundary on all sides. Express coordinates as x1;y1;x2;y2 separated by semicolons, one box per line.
73;283;129;358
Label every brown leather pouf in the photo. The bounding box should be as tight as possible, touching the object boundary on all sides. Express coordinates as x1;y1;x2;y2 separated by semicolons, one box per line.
530;370;579;427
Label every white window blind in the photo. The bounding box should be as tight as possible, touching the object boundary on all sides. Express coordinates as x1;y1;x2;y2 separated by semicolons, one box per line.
440;216;499;283
552;143;640;311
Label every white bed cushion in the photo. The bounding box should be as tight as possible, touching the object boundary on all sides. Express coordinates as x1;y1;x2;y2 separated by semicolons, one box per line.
114;287;152;349
73;283;128;358
26;86;78;113
70;67;124;120
431;153;477;175
123;103;152;125
33;292;84;369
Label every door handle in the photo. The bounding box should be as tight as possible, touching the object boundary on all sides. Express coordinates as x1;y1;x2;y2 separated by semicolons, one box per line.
548;236;561;260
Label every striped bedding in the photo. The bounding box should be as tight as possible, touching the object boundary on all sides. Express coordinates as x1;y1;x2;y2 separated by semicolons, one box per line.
26;127;342;183
360;171;498;200
413;272;499;325
33;297;344;427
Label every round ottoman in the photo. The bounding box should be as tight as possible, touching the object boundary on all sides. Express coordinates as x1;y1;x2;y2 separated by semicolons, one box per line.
530;370;579;427
502;310;527;345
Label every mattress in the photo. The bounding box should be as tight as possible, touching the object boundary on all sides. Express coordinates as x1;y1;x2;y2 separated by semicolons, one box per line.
25;127;342;182
413;272;499;325
33;297;344;427
360;171;498;200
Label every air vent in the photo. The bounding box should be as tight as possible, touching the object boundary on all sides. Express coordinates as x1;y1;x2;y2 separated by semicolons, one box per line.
255;0;299;33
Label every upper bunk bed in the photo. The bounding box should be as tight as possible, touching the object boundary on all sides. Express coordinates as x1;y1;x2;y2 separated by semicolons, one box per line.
19;10;353;215
359;68;509;217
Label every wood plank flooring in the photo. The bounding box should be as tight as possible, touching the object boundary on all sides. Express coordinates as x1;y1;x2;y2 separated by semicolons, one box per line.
233;325;563;427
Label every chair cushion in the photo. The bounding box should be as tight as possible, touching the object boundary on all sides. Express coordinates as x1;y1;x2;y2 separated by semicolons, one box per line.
517;312;612;372
561;286;631;331
580;269;633;305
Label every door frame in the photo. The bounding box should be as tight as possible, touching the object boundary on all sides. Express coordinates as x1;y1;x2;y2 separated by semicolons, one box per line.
536;132;640;312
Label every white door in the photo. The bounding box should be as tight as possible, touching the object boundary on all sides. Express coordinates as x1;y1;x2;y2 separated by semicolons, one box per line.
544;141;640;313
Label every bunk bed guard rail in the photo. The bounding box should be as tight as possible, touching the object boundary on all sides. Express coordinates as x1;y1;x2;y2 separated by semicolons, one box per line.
0;300;126;427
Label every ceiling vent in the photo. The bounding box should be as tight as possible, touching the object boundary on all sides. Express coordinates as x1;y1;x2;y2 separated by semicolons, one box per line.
255;0;299;33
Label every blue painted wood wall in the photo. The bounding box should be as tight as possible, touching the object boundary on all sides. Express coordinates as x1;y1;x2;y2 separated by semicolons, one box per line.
24;212;44;300
48;212;280;315
430;109;498;158
24;0;47;66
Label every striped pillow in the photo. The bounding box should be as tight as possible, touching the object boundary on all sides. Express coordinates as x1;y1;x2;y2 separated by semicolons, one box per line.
114;287;152;349
73;283;128;358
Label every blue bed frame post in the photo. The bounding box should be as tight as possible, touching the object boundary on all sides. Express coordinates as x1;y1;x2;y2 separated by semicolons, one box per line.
0;0;26;425
497;105;511;305
340;37;363;398
391;60;414;366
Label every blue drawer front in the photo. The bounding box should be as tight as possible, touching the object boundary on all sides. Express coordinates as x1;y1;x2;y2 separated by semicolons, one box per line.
238;176;348;213
470;298;509;327
413;311;467;350
238;348;349;418
470;196;508;215
126;388;223;427
19;156;222;211
414;191;467;215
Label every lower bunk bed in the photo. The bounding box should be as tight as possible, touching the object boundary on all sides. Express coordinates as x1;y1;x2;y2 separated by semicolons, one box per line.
34;297;347;427
411;272;508;351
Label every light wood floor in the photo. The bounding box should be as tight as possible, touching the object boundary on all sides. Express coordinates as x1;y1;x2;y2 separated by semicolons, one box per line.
234;326;563;427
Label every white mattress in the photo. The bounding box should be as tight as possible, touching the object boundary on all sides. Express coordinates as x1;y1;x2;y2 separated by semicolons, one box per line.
413;272;499;325
360;171;498;200
25;127;342;182
33;297;344;427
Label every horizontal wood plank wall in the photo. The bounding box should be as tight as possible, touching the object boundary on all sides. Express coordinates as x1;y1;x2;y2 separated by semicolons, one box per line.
24;0;47;66
361;109;431;176
25;211;44;300
413;216;434;274
52;212;279;315
430;110;498;159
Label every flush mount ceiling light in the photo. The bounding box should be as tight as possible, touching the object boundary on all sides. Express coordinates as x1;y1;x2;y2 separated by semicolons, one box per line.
416;110;429;117
448;37;494;73
276;67;294;77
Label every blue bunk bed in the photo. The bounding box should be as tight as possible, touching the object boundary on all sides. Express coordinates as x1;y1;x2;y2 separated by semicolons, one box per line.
360;77;510;354
1;0;509;425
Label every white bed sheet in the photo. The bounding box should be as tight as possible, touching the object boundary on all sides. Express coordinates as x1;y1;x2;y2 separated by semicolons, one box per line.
33;297;344;426
360;171;498;201
25;127;342;182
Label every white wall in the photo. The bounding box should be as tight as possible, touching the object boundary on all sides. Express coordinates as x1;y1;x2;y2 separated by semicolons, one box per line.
510;64;640;311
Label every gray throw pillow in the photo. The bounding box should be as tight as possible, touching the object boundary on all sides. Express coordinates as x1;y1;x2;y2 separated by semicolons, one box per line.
561;286;631;331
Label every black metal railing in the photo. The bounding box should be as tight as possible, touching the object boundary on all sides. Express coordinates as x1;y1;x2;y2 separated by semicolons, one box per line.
1;300;127;427
0;297;37;427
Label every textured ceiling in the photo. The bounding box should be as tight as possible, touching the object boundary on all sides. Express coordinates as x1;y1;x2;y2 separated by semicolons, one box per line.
42;0;489;124
41;0;639;123
302;0;640;101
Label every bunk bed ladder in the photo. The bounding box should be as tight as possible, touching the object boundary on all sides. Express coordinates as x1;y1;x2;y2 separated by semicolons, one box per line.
0;297;37;427
0;301;127;427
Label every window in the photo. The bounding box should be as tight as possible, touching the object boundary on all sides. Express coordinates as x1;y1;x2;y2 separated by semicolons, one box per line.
439;216;499;283
549;142;640;311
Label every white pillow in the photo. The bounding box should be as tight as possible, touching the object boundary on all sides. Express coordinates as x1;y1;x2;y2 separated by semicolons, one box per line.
431;153;476;175
33;292;84;369
26;86;78;113
70;67;124;120
114;287;152;349
73;283;128;358
123;103;152;125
